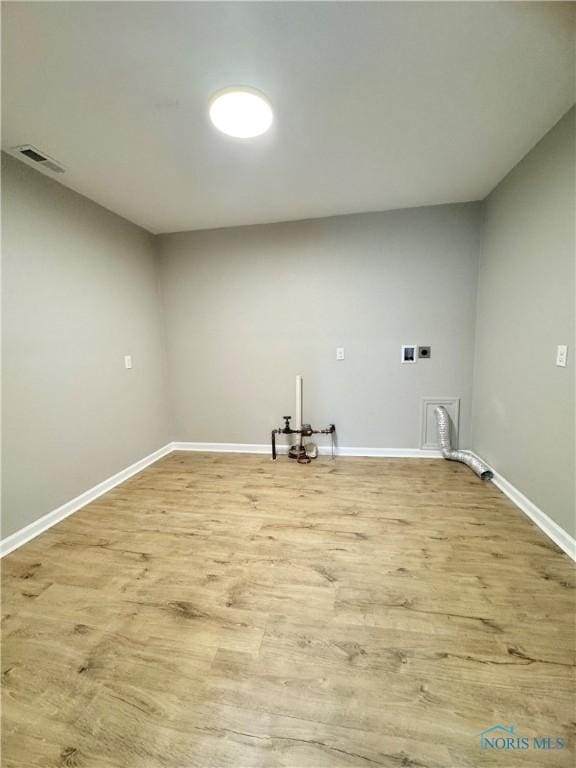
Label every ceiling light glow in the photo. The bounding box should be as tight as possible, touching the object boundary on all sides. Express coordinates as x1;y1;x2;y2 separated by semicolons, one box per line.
209;87;273;138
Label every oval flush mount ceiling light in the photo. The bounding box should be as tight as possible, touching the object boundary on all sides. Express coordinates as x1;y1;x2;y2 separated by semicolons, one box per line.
209;87;273;138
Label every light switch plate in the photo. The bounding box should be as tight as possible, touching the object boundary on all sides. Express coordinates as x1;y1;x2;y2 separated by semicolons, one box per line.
336;347;345;361
124;355;133;369
421;397;460;450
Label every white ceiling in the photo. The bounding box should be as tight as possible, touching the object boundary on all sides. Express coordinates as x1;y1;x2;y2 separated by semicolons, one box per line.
2;2;574;234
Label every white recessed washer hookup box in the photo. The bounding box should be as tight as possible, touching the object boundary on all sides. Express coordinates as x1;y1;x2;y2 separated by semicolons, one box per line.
401;344;417;364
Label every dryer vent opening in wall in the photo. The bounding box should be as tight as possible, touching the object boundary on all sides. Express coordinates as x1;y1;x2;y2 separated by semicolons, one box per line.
11;145;65;174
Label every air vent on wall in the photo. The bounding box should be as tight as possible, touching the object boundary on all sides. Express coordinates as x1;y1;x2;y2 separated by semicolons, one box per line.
12;144;65;174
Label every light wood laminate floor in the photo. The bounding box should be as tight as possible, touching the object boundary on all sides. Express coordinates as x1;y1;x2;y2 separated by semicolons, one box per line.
2;453;575;768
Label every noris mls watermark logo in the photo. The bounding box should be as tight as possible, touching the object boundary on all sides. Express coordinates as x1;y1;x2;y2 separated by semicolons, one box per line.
479;725;565;752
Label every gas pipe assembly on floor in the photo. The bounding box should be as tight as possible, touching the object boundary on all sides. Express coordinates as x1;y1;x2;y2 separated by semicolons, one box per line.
271;375;336;463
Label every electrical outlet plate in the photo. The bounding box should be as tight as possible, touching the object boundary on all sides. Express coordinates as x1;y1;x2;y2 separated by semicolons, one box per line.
421;397;460;450
556;345;568;367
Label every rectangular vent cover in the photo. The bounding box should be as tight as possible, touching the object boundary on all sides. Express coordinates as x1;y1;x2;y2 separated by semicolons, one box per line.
12;145;65;173
421;397;460;450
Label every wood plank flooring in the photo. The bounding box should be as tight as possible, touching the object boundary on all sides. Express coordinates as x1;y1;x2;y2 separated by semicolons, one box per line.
1;452;574;768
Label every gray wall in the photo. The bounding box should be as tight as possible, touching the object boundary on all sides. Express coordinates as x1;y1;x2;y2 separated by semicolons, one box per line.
5;109;573;543
472;108;575;536
158;204;482;449
2;154;172;538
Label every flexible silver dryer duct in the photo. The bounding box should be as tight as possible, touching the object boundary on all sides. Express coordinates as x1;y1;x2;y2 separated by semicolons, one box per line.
434;406;493;481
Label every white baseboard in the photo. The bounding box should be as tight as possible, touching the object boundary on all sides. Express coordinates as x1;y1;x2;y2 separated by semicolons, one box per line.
334;447;443;458
172;441;443;459
470;452;575;562
0;443;173;558
171;441;272;454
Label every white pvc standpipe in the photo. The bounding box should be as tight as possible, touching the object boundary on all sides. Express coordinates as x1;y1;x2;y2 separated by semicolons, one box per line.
295;375;303;432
